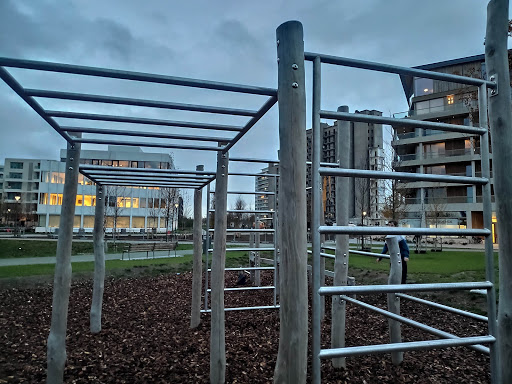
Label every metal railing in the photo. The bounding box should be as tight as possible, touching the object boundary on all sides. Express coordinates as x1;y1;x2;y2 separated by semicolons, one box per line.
305;50;498;383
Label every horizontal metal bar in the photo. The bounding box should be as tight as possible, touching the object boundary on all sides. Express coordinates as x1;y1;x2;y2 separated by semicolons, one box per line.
95;182;200;189
207;267;275;271
319;168;488;185
207;286;275;292
26;89;258;117
307;161;340;167
209;209;275;214
320;110;487;135
341;295;489;354
46;110;245;131
85;172;210;181
62;126;232;143
0;67;74;144
227;172;280;177
226;191;275;195
92;179;204;186
306;250;335;259
201;305;280;313
319;226;491;237
350;249;390;259
74;137;224;151
304;52;495;88
396;293;488;322
319;281;493;296
208;248;276;253
229;157;279;164
208;229;274;233
0;57;278;96
260;257;275;264
80;165;216;176
319;336;494;359
223;95;278;153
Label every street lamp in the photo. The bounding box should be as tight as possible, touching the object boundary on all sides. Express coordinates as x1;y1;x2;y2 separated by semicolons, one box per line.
174;202;179;240
14;195;21;236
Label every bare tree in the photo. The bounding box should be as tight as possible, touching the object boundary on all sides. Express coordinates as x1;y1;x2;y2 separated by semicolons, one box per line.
425;188;448;252
159;187;180;241
354;157;371;250
104;186;126;245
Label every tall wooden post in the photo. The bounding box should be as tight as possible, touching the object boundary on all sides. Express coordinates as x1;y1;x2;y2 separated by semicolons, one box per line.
90;184;105;333
47;138;81;383
210;152;229;383
331;105;350;368
386;236;403;365
191;165;204;329
274;20;308;383
486;1;511;382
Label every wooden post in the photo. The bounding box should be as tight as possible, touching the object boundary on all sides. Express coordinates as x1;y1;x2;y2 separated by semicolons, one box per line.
485;1;511;382
331;105;351;368
47;138;81;383
90;184;105;334
274;20;308;384
210;152;229;384
386;236;403;365
190;165;204;329
249;233;255;283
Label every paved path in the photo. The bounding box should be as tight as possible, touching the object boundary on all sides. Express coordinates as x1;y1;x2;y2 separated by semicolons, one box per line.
0;249;194;267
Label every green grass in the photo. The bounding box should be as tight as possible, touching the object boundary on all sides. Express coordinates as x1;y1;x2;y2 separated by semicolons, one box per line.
0;250;253;279
0;239;193;259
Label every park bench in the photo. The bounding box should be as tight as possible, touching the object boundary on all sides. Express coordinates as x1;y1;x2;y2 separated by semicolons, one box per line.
122;241;178;260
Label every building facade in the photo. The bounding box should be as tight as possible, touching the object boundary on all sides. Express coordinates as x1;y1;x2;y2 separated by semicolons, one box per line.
394;54;500;241
255;163;279;226
306;110;385;228
1;146;182;233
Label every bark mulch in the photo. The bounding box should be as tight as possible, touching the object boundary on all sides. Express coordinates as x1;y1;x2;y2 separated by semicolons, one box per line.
0;272;491;383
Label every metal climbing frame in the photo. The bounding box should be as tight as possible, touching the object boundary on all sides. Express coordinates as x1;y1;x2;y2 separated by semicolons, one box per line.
201;157;280;313
306;53;498;383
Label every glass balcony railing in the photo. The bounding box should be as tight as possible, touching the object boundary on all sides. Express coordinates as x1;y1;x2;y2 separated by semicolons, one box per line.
405;196;477;205
423;148;478;159
410;101;478;117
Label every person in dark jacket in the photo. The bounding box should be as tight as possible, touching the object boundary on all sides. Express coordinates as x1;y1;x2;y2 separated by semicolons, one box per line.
378;220;410;284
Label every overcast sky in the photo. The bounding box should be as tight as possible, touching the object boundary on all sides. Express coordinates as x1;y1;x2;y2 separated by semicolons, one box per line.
0;0;505;209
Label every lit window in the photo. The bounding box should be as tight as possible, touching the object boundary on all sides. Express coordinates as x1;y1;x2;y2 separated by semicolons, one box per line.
447;95;454;105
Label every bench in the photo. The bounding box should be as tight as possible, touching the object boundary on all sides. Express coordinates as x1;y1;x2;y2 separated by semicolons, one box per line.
122;242;178;260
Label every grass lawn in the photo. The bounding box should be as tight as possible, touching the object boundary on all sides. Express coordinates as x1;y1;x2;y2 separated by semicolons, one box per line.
0;239;193;259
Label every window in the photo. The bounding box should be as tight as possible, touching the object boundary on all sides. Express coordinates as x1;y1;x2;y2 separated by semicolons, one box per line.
9;172;22;179
50;193;63;205
10;161;23;169
447;94;455;105
83;195;96;207
414;78;434;96
7;182;22;189
76;195;83;206
40;193;48;204
51;172;65;184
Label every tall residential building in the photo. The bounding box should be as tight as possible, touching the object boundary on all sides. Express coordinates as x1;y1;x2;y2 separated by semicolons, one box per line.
394;53;501;241
306;110;385;228
255;163;279;224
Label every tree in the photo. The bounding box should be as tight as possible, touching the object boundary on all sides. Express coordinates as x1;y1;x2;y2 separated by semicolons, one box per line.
354;158;371;251
424;187;447;252
104;186;126;245
159;187;180;241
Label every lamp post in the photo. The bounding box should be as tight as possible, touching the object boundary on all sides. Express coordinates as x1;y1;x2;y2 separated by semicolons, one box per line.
361;211;367;251
174;202;179;241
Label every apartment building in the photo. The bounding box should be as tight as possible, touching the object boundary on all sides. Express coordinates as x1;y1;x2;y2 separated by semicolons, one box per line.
394;54;499;240
1;158;41;227
255;163;279;225
306;111;385;228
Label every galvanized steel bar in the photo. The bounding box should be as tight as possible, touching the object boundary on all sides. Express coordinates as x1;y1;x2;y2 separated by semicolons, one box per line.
209;209;275;214
320;110;487;135
74;137;224;151
479;83;500;383
208;228;275;233
79;165;216;176
350;249;390;259
207;286;275;292
227;172;280;177
201;305;280;313
208;267;275;271
311;55;322;384
304;52;495;88
0;57;278;96
0;67;74;144
62;126;232;143
386;237;403;365
190;165;204;329
222;95;278;153
273;173;279;307
227;191;275;195
204;183;211;312
26;89;259;117
319;167;488;185
396;293;488;322
342;295;490;354
319;281;493;296
46;110;245;131
319;226;491;237
319;336;495;359
208;247;275;252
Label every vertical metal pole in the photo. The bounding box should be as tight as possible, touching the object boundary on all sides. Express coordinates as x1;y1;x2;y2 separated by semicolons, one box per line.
255;219;261;286
210;152;229;384
250;232;255;283
273;174;279;305
486;2;511;382
386;236;403;365
331;105;350;368
191;165;204;329
47;138;81;384
90;184;105;334
274;20;308;384
204;183;211;312
479;84;500;383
